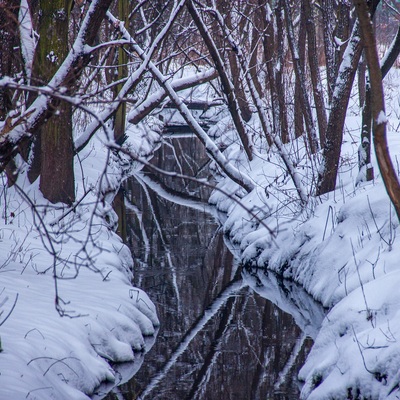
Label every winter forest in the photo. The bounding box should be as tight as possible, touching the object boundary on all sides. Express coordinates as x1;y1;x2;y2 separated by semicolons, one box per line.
1;0;400;399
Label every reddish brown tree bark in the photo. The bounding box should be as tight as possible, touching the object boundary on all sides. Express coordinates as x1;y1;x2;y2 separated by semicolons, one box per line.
354;0;400;221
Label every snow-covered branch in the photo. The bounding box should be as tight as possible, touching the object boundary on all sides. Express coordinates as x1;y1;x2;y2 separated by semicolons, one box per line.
128;68;218;125
107;7;255;193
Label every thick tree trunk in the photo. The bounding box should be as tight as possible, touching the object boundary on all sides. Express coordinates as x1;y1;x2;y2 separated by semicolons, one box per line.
32;0;75;204
317;0;380;195
333;2;351;84
0;0;20;186
316;23;363;195
0;0;113;172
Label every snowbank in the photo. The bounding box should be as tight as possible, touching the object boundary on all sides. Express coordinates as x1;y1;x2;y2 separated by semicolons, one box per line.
0;122;160;399
209;73;400;398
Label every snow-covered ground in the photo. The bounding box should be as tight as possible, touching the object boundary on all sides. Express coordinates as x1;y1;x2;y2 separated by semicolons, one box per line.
3;59;400;399
0;122;160;399
209;71;400;399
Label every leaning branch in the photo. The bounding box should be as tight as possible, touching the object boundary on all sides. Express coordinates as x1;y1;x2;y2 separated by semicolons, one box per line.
127;68;218;125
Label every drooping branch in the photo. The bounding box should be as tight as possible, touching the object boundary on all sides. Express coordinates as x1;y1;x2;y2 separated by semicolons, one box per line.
74;1;188;153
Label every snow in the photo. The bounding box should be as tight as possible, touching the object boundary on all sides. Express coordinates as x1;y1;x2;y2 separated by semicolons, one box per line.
208;68;400;398
3;7;400;398
376;110;388;125
19;0;35;81
0;120;160;399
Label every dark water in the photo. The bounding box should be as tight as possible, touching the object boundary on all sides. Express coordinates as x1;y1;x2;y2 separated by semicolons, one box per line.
102;136;324;400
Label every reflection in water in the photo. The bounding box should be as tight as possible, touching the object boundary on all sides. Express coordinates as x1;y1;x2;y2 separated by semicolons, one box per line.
104;137;324;400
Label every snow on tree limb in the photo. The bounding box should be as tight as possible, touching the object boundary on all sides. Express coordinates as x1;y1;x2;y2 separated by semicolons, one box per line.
127;68;218;125
74;1;188;153
106;8;255;193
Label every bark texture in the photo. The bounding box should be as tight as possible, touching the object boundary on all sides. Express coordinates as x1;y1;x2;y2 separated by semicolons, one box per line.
34;0;75;204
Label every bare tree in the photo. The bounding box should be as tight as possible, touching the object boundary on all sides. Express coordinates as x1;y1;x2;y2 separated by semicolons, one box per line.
358;24;400;183
186;0;254;162
0;0;113;173
316;0;380;196
303;0;327;146
354;0;400;220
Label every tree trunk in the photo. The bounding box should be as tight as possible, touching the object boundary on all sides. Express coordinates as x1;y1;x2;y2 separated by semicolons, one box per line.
358;22;400;183
113;0;129;241
293;3;306;141
359;83;374;182
282;0;318;154
316;22;363;195
0;0;113;173
0;0;20;121
319;0;335;104
113;0;128;146
261;1;278;142
274;0;289;144
354;0;400;221
34;0;75;204
0;0;20;186
333;1;351;84
358;56;366;108
304;0;327;146
317;0;380;195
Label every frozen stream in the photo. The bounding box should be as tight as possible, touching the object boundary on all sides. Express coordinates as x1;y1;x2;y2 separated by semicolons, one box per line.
102;136;325;400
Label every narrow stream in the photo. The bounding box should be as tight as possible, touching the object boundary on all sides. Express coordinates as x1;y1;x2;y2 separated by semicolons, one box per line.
102;136;325;400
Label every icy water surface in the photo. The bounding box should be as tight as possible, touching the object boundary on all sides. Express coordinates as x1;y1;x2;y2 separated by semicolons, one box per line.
102;136;324;400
